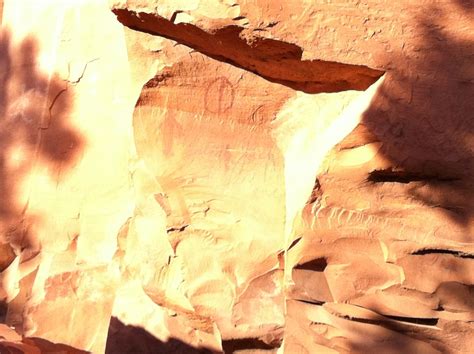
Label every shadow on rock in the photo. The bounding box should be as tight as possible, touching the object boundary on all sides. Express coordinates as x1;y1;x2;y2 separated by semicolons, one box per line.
105;317;218;354
0;30;84;274
361;3;473;235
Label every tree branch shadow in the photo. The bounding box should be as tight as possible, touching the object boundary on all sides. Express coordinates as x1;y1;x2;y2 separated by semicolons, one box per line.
0;27;84;329
361;2;474;236
337;2;474;352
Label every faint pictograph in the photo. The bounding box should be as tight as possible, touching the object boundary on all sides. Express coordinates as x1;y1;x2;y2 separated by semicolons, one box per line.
204;77;235;114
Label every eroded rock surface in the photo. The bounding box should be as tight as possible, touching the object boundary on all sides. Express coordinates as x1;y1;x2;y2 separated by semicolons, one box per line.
0;0;472;353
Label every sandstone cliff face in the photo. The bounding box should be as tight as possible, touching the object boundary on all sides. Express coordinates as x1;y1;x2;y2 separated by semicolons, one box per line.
0;0;472;353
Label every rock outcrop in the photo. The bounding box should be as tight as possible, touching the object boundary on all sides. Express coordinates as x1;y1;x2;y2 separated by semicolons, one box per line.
0;0;472;353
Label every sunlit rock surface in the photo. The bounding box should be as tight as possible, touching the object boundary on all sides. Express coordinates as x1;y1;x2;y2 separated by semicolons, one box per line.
0;0;472;353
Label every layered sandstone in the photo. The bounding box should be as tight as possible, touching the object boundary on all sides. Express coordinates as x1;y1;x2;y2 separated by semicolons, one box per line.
0;0;473;353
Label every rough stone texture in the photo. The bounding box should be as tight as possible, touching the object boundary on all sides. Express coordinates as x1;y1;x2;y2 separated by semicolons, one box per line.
0;0;473;353
0;1;134;352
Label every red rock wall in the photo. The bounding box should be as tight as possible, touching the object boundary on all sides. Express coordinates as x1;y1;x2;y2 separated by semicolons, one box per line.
0;0;472;353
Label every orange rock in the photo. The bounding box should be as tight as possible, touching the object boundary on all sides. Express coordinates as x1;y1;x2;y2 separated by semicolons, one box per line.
0;0;472;353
